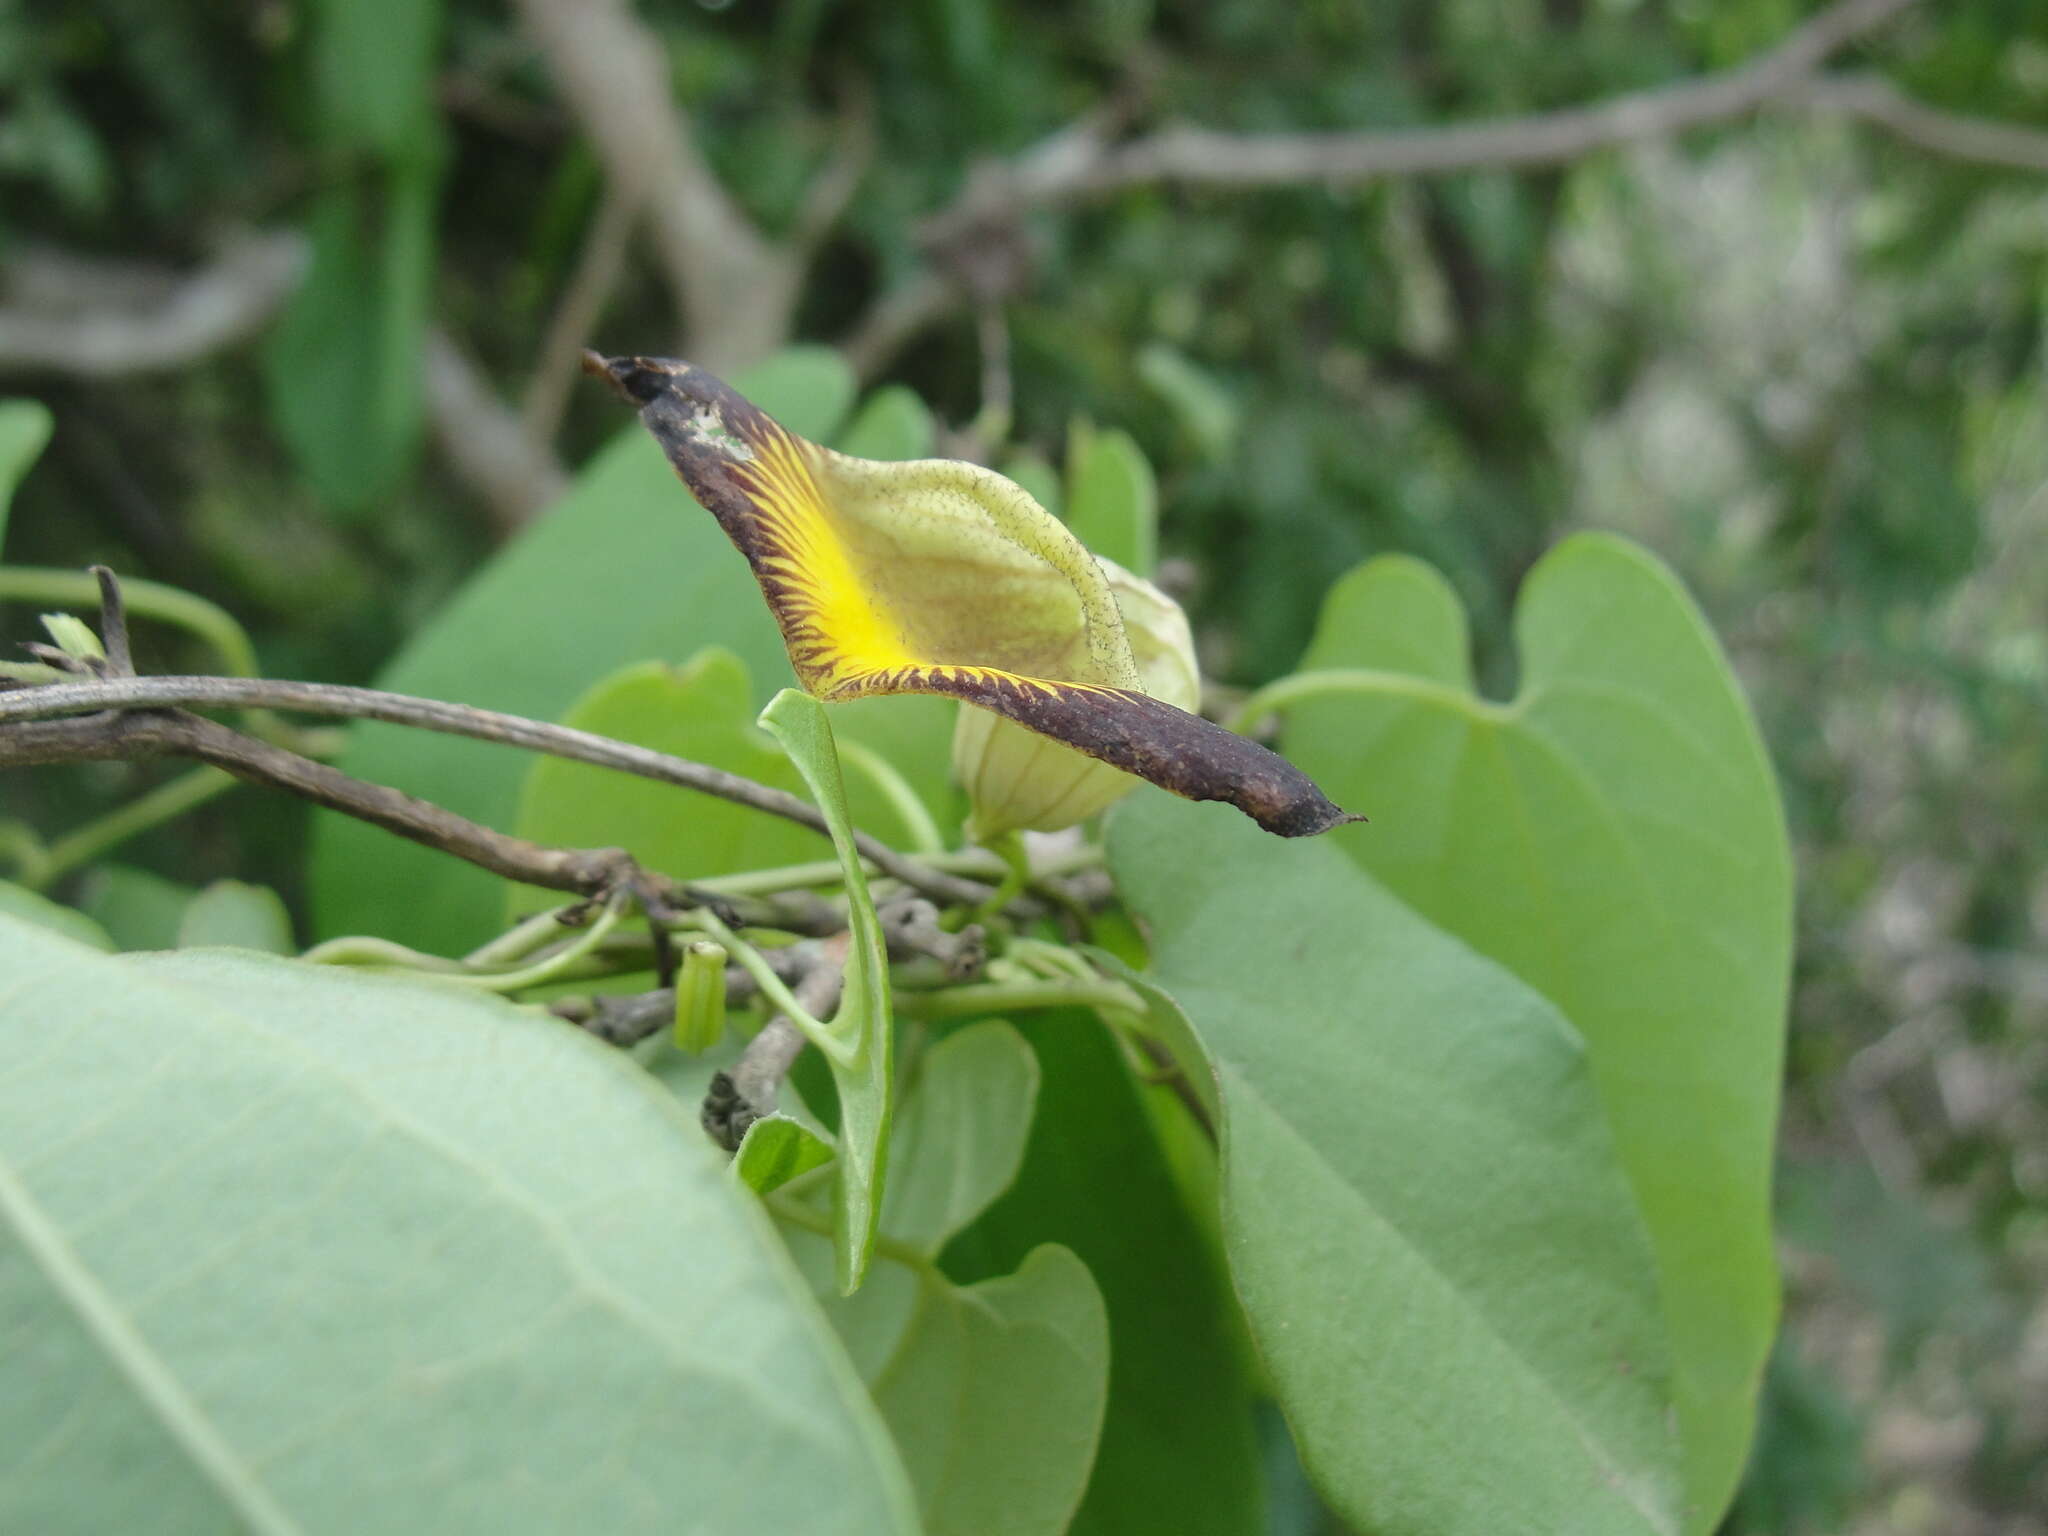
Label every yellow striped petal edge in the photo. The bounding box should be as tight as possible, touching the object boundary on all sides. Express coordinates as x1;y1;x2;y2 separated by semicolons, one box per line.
586;352;1362;838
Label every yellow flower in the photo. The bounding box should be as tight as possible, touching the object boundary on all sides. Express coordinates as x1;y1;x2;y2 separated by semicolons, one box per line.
586;353;1359;838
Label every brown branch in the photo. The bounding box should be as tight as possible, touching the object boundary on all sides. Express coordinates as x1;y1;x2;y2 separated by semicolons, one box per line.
1794;73;2048;171
0;672;994;908
521;189;639;447
0;231;307;376
2;708;648;900
704;934;850;1150
561;897;982;1049
1067;0;1920;193
509;0;799;370
843;0;1925;373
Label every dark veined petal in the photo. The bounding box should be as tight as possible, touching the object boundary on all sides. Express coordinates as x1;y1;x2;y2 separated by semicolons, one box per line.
848;662;1360;837
585;351;1363;838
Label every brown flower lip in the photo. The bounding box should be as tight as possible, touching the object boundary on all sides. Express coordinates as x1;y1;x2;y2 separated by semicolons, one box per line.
588;350;1366;838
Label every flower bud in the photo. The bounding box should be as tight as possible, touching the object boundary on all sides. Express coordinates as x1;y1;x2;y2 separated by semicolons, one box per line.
672;939;729;1055
954;559;1201;841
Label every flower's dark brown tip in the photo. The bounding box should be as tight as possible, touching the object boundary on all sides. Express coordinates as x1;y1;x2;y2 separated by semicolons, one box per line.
582;351;692;407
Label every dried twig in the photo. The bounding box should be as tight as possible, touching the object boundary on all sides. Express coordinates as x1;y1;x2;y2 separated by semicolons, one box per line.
509;0;797;370
0;230;307;376
0;670;994;909
521;187;639;445
1795;72;2048;171
843;0;1939;373
424;328;570;534
2;706;655;902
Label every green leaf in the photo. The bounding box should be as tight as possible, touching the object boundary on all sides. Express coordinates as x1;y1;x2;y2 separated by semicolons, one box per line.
74;864;196;952
1137;342;1238;463
1276;534;1793;1528
0;399;53;556
263;166;439;510
0;917;918;1534
756;688;892;1294
310;0;443;156
944;1011;1266;1536
0;881;113;951
779;1020;1109;1536
834;384;936;461
174;880;295;954
512;651;841;902
307;351;861;954
1064;418;1157;576
1109;791;1685;1536
881;1020;1038;1252
734;1115;835;1195
873;1245;1106;1536
1000;449;1063;520
510;651;948;917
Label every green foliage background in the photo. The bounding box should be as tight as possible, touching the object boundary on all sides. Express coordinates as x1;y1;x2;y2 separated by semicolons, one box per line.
3;1;2046;1530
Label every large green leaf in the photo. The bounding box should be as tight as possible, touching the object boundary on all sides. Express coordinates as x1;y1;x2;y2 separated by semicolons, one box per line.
944;1010;1267;1536
1109;791;1685;1536
263;165;439;510
0;398;53;556
514;651;854;901
1274;534;1793;1527
0;916;917;1534
309;0;442;156
307;349;929;955
780;1020;1109;1536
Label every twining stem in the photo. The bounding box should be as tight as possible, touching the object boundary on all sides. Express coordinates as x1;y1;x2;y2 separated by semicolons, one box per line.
690;906;860;1066
0;673;992;908
892;976;1143;1020
767;1188;938;1280
1224;667;1515;735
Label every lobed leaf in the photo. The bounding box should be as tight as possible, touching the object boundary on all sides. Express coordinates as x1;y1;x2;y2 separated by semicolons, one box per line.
1277;534;1793;1526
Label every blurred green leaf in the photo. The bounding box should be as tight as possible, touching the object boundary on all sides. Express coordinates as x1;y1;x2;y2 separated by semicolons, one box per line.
1064;419;1157;576
75;864;195;952
945;1010;1266;1536
307;351;858;953
174;879;294;954
1137;343;1238;463
1109;791;1684;1536
309;0;442;157
757;687;892;1294
1276;535;1793;1528
0;399;53;556
0;880;113;950
835;384;937;462
0;917;918;1534
263;167;439;510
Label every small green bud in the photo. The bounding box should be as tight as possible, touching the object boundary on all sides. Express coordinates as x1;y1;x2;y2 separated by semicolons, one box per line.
672;939;729;1055
39;613;104;662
